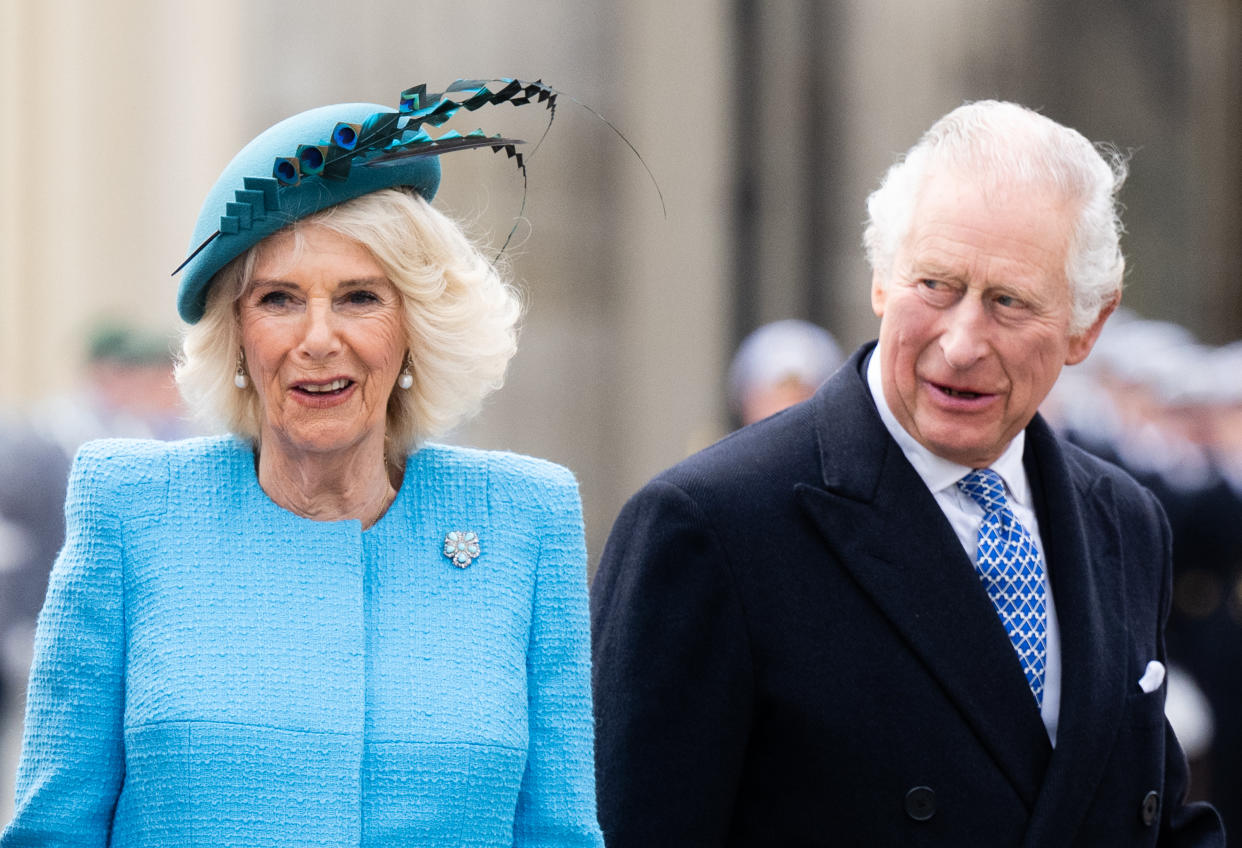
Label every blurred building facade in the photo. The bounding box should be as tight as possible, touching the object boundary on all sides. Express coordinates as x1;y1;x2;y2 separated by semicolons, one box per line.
3;0;1242;828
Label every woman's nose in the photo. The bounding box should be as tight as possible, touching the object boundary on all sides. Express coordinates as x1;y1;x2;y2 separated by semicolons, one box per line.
296;300;341;359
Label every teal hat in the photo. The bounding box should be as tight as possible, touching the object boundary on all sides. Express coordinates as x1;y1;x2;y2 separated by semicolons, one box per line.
174;79;554;323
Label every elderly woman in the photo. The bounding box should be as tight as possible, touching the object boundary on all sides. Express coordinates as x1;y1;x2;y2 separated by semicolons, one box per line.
3;81;602;846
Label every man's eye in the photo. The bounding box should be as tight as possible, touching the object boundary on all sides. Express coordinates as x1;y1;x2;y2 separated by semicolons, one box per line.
995;294;1023;309
918;279;957;303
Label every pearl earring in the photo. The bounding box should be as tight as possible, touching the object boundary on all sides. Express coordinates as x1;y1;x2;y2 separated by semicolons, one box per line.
234;351;248;389
397;354;413;390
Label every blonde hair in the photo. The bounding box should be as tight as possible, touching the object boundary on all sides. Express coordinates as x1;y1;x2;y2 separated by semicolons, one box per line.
176;189;522;464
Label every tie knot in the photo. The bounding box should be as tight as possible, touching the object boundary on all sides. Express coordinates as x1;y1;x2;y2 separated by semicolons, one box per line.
958;468;1007;512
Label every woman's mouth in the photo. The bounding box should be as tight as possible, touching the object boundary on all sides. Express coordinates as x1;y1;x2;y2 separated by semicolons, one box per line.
290;377;357;409
293;378;354;397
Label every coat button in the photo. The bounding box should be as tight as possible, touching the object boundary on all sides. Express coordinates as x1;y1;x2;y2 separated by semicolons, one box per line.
905;786;936;821
1140;791;1160;826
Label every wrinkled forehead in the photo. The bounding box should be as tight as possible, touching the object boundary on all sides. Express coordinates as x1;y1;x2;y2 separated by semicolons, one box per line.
911;166;1077;232
899;169;1077;289
917;156;1082;212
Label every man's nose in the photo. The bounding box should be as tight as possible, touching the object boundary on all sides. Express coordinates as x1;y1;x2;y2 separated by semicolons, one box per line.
938;300;990;369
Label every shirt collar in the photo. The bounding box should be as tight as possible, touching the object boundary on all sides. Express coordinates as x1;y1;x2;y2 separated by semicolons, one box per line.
866;344;1031;505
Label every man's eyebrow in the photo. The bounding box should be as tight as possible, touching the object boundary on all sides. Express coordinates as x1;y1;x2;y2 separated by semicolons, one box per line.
909;258;962;281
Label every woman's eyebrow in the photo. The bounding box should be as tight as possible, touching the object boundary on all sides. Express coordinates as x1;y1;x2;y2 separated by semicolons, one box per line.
337;276;392;288
247;278;299;289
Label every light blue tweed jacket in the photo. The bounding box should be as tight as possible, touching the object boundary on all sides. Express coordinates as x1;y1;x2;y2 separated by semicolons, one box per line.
2;436;603;847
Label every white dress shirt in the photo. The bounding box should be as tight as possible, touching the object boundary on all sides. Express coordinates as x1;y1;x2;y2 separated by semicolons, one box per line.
866;346;1062;745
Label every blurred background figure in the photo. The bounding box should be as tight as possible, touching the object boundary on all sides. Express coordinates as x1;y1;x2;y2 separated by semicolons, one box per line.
726;319;842;428
1044;313;1242;836
36;322;195;455
1201;342;1242;495
1;321;197;821
0;417;69;723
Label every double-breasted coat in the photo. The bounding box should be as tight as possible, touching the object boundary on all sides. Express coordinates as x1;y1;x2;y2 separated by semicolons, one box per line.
591;344;1223;847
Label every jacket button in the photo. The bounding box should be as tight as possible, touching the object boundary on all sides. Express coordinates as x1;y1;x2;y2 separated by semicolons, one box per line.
905;786;936;821
1140;791;1160;826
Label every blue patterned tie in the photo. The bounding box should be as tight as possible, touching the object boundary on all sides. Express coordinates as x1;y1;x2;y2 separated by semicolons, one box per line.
957;468;1047;707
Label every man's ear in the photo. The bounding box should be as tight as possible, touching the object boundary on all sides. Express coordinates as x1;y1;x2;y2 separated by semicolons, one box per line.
1066;293;1120;365
871;269;887;318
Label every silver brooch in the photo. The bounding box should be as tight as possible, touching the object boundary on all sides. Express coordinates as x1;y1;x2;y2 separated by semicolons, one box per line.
444;530;480;568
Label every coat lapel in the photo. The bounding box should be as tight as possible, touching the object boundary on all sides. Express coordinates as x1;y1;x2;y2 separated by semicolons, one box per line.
1020;417;1129;846
795;348;1051;810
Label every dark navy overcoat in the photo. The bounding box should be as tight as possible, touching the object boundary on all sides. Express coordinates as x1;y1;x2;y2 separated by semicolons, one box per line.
591;344;1223;847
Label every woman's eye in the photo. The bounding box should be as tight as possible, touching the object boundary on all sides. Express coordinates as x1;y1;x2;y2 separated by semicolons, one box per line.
343;290;380;305
258;290;293;307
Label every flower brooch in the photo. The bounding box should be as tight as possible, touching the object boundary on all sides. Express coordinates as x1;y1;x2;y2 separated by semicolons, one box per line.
444;530;480;568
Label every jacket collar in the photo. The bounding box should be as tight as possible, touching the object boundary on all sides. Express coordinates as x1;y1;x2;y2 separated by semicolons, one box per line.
796;344;1128;819
1020;417;1128;845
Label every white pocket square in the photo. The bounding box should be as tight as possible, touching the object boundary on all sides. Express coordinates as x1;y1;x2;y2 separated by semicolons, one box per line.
1138;660;1165;694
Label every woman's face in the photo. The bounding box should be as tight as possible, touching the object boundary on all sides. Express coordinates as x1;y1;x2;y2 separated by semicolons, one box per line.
239;225;406;465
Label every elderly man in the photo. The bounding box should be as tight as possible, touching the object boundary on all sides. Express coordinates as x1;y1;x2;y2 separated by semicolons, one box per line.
591;102;1224;846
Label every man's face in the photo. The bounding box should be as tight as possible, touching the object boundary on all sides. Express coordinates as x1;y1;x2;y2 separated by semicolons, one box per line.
871;170;1113;468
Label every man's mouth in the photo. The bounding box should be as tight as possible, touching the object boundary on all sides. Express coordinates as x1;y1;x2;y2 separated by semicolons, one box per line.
935;383;985;400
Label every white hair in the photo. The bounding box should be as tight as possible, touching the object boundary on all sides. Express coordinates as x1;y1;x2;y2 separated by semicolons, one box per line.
176;189;522;465
863;100;1129;335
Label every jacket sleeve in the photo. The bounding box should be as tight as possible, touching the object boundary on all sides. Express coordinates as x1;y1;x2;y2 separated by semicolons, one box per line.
1160;720;1224;846
511;470;604;847
2;445;127;846
590;479;754;847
